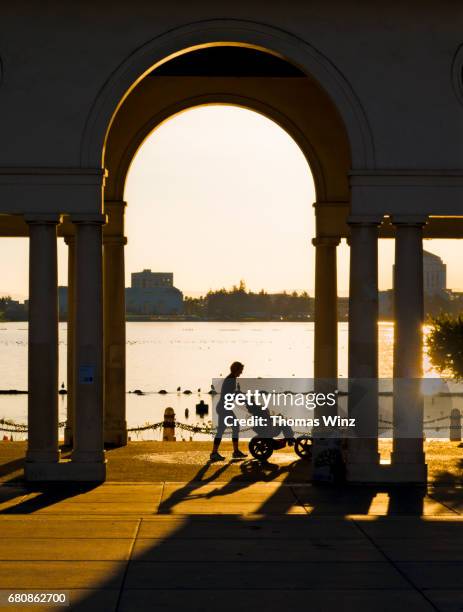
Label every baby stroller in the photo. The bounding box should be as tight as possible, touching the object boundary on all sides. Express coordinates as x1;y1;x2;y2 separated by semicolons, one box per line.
245;402;313;462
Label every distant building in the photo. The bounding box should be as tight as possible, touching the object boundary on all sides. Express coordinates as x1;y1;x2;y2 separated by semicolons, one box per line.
337;297;349;321
58;286;68;320
126;269;183;315
379;290;393;319
393;250;447;296
423;250;446;295
131;270;173;289
378;250;448;319
58;271;184;318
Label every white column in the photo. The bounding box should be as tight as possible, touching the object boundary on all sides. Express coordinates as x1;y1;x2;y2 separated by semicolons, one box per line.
312;236;340;380
391;216;427;480
311;236;339;481
347;217;381;479
71;214;106;472
103;200;127;446
64;236;75;447
103;235;127;446
25;215;60;465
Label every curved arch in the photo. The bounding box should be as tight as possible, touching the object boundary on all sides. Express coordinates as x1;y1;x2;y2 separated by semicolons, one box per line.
81;19;375;169
108;96;326;202
452;43;463;107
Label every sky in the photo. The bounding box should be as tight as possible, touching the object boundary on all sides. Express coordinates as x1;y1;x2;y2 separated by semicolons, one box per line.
0;105;461;300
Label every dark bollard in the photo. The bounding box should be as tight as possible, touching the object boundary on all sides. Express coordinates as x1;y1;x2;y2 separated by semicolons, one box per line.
450;408;462;441
163;407;176;441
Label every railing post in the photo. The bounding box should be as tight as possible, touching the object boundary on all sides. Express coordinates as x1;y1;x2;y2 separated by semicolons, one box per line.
450;408;462;442
163;407;176;441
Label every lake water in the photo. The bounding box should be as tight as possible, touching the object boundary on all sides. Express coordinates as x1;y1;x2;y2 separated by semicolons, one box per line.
0;321;453;440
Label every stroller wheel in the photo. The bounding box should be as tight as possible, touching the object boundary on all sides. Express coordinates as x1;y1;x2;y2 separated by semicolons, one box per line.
249;437;274;461
295;435;313;460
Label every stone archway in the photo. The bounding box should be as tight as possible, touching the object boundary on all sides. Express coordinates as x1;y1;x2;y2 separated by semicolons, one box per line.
81;19;375;170
7;19;461;482
99;43;354;450
86;34;459;484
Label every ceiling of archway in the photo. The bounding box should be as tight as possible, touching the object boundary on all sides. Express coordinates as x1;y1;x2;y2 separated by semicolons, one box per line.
105;46;352;206
151;46;305;77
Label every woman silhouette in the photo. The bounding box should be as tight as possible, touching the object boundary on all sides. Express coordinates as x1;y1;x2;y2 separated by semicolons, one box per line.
210;361;248;462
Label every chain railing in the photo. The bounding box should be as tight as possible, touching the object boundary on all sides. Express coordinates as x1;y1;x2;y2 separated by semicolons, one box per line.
2;417;460;435
2;406;462;438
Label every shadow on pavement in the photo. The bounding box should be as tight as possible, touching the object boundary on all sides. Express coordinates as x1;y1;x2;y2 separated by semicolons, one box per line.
67;459;455;612
0;456;24;482
0;452;460;611
0;483;100;514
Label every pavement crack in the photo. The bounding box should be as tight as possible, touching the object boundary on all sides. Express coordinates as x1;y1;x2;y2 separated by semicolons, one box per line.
351;518;440;612
115;517;142;612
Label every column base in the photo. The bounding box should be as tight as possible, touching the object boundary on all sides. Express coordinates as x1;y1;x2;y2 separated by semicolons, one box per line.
25;460;106;482
348;449;381;465
391;451;426;464
71;450;106;463
63;425;73;447
26;450;60;463
104;423;128;447
312;438;345;483
347;462;427;483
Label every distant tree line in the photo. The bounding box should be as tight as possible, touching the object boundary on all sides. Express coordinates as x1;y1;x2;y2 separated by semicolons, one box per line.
185;283;463;322
3;284;463;323
184;281;313;320
0;297;27;321
424;292;463;318
377;289;463;321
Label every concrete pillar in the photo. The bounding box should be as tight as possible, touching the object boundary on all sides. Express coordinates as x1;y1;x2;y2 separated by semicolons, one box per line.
311;237;340;481
163;407;176;441
64;236;75;447
450;408;462;442
71;214;106;479
347;217;381;480
25;215;60;468
312;236;340;380
391;216;427;481
103;201;127;446
103;237;127;445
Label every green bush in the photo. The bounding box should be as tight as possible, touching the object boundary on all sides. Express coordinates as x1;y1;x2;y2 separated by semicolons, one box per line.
427;314;463;380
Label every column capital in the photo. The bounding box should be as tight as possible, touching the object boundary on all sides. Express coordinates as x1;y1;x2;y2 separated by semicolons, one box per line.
347;215;383;227
390;215;428;227
103;235;127;246
24;213;61;225
70;213;107;225
104;200;127;209
312;236;341;247
103;201;125;235
312;200;349;209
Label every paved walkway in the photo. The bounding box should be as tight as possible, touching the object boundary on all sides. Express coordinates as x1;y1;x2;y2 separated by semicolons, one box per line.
2;440;462;483
0;481;462;611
